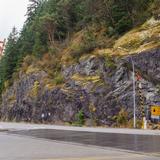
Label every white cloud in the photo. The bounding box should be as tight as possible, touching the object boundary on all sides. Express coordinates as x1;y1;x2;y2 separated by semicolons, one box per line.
0;0;29;39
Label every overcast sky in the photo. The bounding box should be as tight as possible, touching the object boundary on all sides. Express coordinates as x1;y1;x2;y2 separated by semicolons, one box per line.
0;0;29;40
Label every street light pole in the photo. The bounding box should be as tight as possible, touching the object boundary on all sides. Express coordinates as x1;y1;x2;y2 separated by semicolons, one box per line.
131;57;136;128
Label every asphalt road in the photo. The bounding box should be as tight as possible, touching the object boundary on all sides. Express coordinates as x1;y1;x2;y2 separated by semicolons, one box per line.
0;132;159;160
10;129;160;155
1;122;160;160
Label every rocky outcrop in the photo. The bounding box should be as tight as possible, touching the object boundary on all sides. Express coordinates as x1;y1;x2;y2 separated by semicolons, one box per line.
0;48;160;126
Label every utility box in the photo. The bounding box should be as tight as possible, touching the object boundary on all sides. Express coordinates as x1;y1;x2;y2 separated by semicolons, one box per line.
151;106;160;122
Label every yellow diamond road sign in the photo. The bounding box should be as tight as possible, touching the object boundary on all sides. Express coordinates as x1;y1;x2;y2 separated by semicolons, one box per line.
151;106;160;116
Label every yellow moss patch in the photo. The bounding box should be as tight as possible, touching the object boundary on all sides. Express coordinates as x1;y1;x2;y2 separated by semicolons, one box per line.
89;103;96;113
30;81;40;97
4;80;10;89
8;95;16;104
44;79;57;90
44;76;65;90
72;74;101;85
79;54;96;62
61;88;76;95
26;65;40;75
95;48;114;57
72;74;100;82
45;83;56;90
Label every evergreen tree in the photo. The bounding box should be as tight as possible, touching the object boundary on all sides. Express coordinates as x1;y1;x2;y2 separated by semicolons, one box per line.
3;27;19;80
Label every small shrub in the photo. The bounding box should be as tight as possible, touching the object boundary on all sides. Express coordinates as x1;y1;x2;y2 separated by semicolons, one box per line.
128;119;143;129
135;119;143;129
116;108;128;127
54;73;64;85
105;55;116;69
74;110;85;126
115;16;133;34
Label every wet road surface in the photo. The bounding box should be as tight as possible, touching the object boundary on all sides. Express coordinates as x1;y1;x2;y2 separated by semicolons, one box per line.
2;132;160;160
9;129;160;155
0;133;130;160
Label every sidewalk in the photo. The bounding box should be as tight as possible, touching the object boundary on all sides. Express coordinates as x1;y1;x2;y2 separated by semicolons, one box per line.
0;122;160;135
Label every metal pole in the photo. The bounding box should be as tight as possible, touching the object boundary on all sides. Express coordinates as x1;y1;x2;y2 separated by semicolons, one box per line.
131;57;136;128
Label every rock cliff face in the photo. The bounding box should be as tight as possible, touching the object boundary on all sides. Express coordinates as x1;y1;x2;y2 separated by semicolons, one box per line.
0;48;160;126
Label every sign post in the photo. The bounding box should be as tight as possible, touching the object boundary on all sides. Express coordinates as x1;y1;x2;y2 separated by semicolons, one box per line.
136;72;147;129
131;57;136;128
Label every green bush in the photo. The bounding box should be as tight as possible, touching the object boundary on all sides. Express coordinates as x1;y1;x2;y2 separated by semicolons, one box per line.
105;55;116;69
115;16;133;34
74;110;85;126
54;73;64;85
